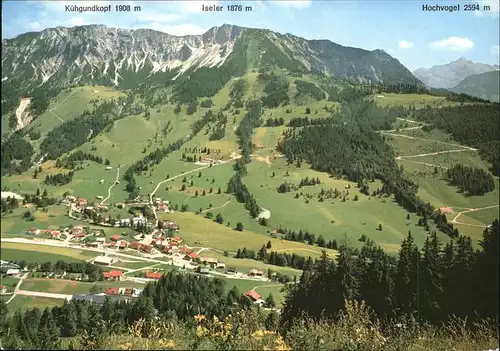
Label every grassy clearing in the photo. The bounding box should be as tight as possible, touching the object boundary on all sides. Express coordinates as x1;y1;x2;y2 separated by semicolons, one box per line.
241;158;435;252
20;278;145;295
0;276;20;289
370;93;454;108
200;250;302;277
30;86;126;136
385;134;461;156
0;245;97;262
157;211;337;256
252;285;286;307
6;296;64;315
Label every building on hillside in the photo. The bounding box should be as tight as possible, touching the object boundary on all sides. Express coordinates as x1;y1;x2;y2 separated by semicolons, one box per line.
103;270;123;281
106;166;113;170
86;242;99;248
118;241;128;249
225;267;237;275
145;272;162;279
243;290;261;302
199;267;210;274
77;198;87;206
439;207;453;214
216;262;226;269
51;230;61;239
248;269;264;277
94;256;117;265
132;288;142;298
111;235;121;241
132;216;147;226
95;237;106;243
0;285;6;294
26;227;40;235
186;252;198;261
200;257;218;267
5;269;20;277
120;218;131;226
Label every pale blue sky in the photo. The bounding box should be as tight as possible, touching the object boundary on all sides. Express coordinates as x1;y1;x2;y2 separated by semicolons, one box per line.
2;0;499;71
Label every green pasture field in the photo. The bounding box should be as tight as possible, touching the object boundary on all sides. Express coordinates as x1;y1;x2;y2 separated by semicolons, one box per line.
157;211;338;257
200;250;302;277
6;296;64;315
0;245;97;262
239;158;436;252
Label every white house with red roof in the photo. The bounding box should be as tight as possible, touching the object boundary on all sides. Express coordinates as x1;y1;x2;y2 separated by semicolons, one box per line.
77;198;87;207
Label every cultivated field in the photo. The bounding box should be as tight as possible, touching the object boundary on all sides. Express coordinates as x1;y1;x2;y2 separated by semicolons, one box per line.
1;244;98;262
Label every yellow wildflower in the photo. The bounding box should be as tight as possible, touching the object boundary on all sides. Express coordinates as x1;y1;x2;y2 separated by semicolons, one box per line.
159;339;176;349
118;342;133;350
196;325;209;337
194;314;206;323
251;329;266;341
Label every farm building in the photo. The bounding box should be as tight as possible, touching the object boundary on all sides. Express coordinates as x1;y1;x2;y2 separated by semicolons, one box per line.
99;179;104;184
105;287;120;295
5;269;20;277
216;262;226;269
93;256;117;265
111;235;121;241
200;257;218;266
96;195;104;200
243;290;261;302
106;166;112;170
439;207;453;214
248;269;264;277
145;272;162;279
0;285;6;294
103;270;123;281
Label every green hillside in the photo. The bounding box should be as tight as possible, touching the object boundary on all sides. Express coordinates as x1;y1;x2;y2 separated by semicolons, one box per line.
451;70;500;102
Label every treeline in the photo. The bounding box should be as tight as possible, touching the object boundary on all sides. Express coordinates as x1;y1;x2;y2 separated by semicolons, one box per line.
446;164;495;196
40;100;118;159
228;79;246;108
276;227;338;249
294;80;326;101
209;124;225;140
0;196;20;213
1;132;34;176
413;104;500;175
259;72;290;108
287;116;336;127
55;151;107;169
226;99;262;218
124;137;186;199
235;245;318;270
281;220;499;330
10;259;105;282
44;171;74;186
322;83;372;102
191;109;227;136
22;191;57;208
264;117;285;127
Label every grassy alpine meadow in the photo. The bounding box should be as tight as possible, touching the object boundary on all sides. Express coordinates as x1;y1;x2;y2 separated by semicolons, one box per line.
157;211;338;256
5;296;64;316
0;244;98;262
398;160;499;211
199;250;304;277
29;86;126;137
241;158;436;252
384;133;462;156
369;93;453;108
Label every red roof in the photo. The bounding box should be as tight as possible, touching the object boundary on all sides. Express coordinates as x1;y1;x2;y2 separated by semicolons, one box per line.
162;246;170;253
440;207;453;214
108;242;116;247
111;235;121;241
75;233;86;237
131;241;140;248
0;285;4;289
118;241;128;248
28;227;38;231
103;270;123;278
105;287;119;295
51;231;60;236
188;252;198;259
145;272;163;279
244;290;261;301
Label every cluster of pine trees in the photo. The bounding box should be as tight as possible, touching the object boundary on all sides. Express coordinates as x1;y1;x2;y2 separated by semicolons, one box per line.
44;171;74;186
294;80;326;101
226;99;263;218
40;100;118;159
277;227;338;249
413;104;500;175
287;116;335;127
0;196;19;213
22;191;57;208
446;164;495;195
259;72;290;108
235;245;317;270
1;132;34;176
55;151;107;169
264;117;285;127
281;220;499;330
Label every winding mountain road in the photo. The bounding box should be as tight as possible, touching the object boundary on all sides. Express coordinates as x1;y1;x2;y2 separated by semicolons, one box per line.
451;205;499;228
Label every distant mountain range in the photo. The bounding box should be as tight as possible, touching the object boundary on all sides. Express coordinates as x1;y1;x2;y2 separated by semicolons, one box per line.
450;70;500;103
413;57;499;89
1;24;420;108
